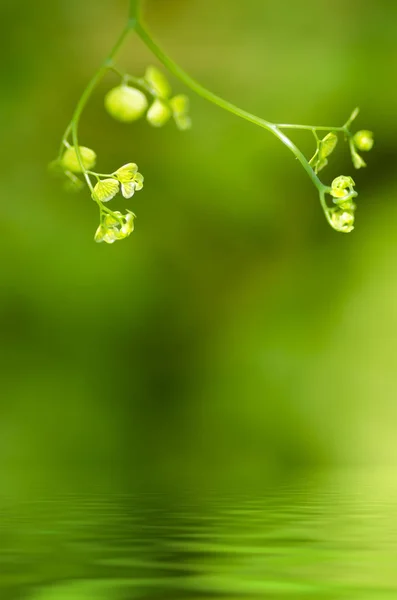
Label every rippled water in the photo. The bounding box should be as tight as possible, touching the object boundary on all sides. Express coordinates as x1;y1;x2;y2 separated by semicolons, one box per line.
2;470;397;599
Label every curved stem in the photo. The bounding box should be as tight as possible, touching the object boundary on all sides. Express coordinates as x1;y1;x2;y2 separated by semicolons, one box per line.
135;22;326;192
58;123;72;159
319;189;333;227
69;24;133;196
56;0;364;239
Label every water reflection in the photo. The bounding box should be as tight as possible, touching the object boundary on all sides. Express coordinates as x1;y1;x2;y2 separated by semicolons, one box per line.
1;470;397;599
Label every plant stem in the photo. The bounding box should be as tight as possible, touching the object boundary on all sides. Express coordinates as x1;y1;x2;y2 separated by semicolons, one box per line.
319;189;333;226
62;0;356;232
277;124;346;133
129;0;141;23
135;22;326;192
69;23;133;198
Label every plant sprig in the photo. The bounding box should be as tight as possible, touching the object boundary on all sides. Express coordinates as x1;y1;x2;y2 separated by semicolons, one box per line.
51;0;374;244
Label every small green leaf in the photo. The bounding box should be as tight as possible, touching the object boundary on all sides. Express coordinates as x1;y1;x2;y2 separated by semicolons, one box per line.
310;133;337;173
92;178;120;202
316;158;328;172
309;149;319;166
319;132;338;159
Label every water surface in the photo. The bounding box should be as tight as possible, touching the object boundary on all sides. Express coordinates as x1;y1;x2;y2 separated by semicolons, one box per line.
1;469;397;599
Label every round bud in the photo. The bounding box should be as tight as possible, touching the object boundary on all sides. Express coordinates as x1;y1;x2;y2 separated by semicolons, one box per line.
353;130;374;152
105;85;148;123
331;176;356;199
331;210;355;233
147;99;172;127
62;146;97;173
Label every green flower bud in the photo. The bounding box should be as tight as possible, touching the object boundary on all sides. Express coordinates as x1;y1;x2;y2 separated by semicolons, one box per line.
104;213;122;227
335;198;357;211
331;176;356;199
94;211;136;245
103;230;120;244
121;211;135;236
62;146;97;173
92;178;120;203
331;210;355;233
115;163;144;196
145;66;172;99
115;163;138;183
105;85;148;122
147;99;172;127
353;130;374;152
95;224;121;244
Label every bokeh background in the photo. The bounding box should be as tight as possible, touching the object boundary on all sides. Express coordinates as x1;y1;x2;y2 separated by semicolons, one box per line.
1;0;397;499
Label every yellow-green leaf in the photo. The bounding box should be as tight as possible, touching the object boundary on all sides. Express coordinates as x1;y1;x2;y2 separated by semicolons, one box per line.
93;178;120;203
319;132;338;159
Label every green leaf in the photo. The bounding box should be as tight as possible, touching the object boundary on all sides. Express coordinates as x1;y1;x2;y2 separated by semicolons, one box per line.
309;149;319;167
310;133;337;173
316;158;328;172
318;132;338;159
92;178;120;202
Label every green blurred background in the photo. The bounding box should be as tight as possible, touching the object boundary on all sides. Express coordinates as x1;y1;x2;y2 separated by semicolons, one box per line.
1;0;397;497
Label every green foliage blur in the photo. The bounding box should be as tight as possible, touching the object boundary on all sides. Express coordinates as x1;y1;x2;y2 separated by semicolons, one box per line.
1;0;397;496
